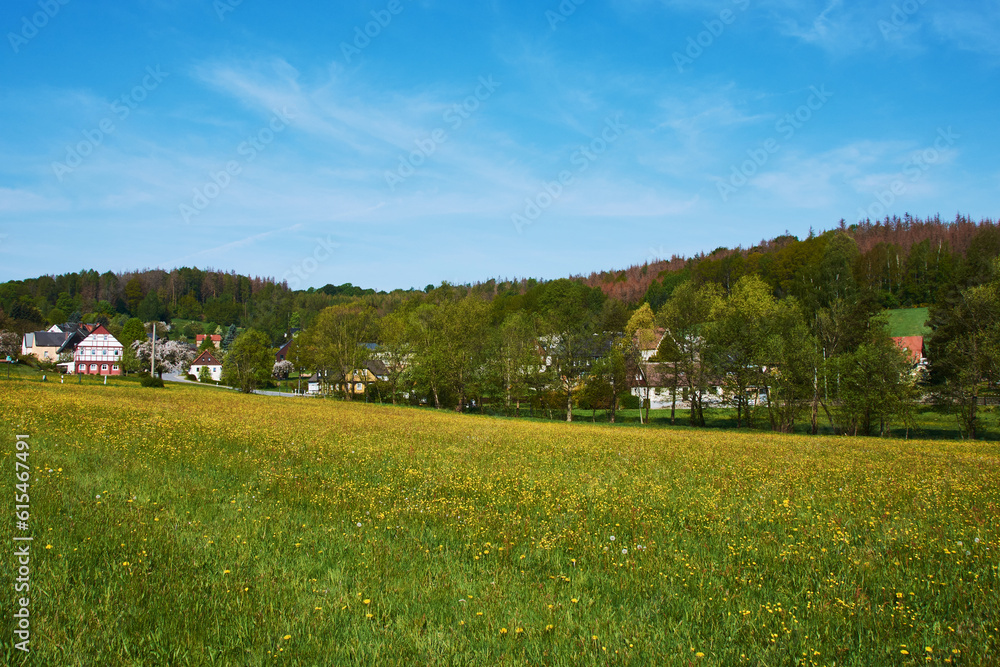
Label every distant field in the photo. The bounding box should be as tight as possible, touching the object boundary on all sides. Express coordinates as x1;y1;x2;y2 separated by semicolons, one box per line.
887;307;932;337
1;377;998;665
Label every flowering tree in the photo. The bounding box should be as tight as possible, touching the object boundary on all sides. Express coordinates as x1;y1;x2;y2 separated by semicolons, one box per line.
273;359;294;378
132;339;196;377
0;330;19;360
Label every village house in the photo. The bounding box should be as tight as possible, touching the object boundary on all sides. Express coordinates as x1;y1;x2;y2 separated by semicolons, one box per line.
195;334;222;349
72;324;124;375
190;349;223;382
334;360;389;396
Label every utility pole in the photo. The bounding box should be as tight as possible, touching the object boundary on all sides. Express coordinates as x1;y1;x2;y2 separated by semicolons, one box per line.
151;322;156;378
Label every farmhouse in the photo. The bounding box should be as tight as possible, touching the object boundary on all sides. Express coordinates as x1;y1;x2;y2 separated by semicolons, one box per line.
190;350;223;382
72;324;123;375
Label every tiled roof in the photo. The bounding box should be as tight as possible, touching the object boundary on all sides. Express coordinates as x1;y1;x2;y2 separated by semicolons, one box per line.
192;350;222;366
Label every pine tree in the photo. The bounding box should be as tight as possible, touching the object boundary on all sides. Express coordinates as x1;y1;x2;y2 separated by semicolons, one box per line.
222;324;238;350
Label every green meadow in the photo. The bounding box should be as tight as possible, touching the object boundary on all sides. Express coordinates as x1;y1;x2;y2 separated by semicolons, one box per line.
1;374;997;665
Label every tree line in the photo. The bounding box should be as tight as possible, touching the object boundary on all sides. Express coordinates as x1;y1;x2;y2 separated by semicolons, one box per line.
2;216;997;437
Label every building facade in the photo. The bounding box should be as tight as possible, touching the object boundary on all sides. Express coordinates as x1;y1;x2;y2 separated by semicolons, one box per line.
190;350;223;382
72;325;124;375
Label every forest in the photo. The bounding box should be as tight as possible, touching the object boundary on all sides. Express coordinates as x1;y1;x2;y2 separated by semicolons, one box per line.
2;214;998;438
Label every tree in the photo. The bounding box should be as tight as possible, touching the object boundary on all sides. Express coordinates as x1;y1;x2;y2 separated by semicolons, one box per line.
221;324;238;351
46;307;67;325
119;317;146;375
376;311;413;406
589;345;627;422
298;304;377;400
221;329;273;393
830;330;918;436
535;279;604;422
407;304;450;409
273;359;294;379
198;365;212;383
198;335;218;354
132;339;196;378
176;291;202;320
440;296;491;412
657;281;722;427
707;276;776;428
124;278;144;315
624;303;656;423
758;300;820;433
486;311;544;416
927;270;1000;439
0;330;19;360
138;290;167;323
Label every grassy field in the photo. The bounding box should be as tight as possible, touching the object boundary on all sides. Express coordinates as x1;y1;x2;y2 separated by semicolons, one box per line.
1;375;998;665
886;308;932;338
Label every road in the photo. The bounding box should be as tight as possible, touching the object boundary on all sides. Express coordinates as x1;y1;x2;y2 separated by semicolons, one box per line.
162;372;306;398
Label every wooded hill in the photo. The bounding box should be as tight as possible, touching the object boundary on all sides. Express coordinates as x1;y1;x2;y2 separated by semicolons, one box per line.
1;214;996;343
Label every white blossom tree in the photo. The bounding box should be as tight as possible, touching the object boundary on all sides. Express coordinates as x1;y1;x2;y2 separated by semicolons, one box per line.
132;339;196;376
273;359;294;378
0;330;19;360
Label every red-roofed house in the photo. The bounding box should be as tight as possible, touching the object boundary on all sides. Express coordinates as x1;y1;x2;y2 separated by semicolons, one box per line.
73;324;123;375
190;350;223;382
196;334;223;348
893;336;925;364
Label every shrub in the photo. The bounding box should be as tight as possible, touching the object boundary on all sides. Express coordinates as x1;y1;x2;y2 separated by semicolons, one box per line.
140;374;165;388
620;394;642;410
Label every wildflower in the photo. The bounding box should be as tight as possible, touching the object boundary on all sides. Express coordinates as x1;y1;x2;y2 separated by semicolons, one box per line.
283;635;291;640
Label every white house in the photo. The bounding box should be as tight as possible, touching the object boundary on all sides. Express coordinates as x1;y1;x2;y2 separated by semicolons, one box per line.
190;350;223;382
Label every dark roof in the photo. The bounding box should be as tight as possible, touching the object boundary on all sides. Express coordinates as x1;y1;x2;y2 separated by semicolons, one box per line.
192;350;222;366
29;331;70;348
57;331;86;353
365;359;389;376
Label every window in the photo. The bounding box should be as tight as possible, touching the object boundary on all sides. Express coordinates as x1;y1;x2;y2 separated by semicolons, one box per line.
101;364;108;371
78;364;85;371
112;365;119;371
90;364;97;371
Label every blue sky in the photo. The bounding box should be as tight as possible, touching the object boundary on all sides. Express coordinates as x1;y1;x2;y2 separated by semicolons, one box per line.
1;0;997;291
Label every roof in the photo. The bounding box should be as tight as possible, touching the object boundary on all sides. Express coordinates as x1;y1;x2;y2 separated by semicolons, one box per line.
365;359;389;376
84;324;117;340
57;330;86;353
25;331;71;348
892;336;924;362
634;327;666;352
196;334;223;342
191;350;222;366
